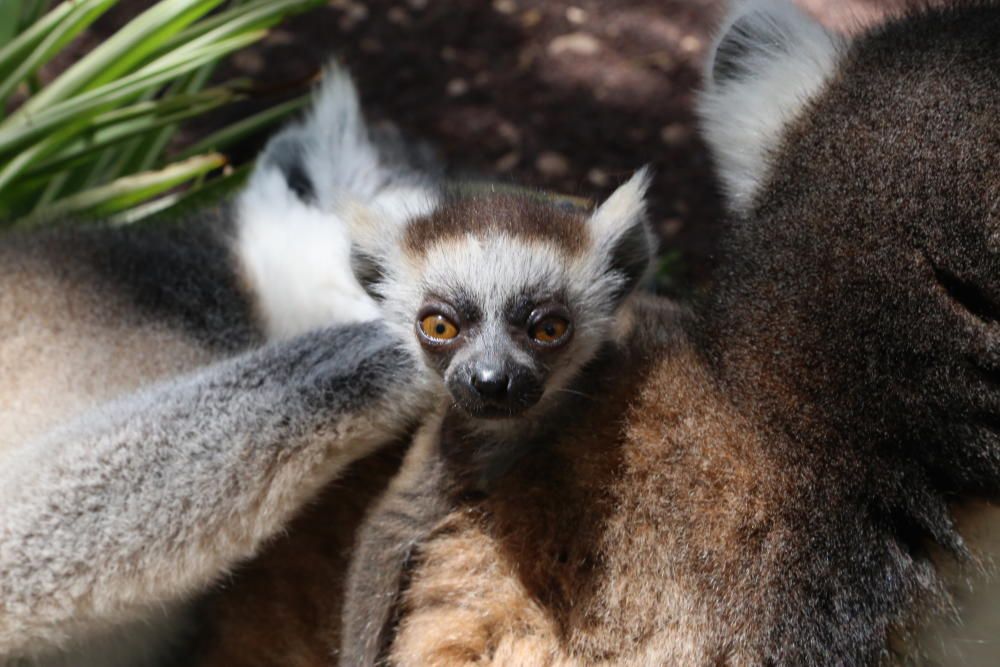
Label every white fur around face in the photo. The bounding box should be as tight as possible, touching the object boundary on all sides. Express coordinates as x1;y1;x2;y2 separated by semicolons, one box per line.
373;171;651;373
377;234;618;432
698;0;845;215
371;178;651;436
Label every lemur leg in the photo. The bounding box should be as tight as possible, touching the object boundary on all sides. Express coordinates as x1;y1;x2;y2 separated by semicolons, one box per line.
0;323;433;660
340;415;451;667
387;511;570;667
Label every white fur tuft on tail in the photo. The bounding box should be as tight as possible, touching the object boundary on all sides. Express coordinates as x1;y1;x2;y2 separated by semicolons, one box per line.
235;64;438;340
698;0;845;215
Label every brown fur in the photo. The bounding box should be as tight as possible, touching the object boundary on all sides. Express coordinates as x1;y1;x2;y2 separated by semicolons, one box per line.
403;194;588;256
365;298;799;665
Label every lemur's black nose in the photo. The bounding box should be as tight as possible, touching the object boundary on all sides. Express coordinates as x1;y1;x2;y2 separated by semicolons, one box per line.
470;368;509;400
450;362;543;418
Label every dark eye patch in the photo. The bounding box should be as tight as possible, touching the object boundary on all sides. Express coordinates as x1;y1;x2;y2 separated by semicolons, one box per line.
504;289;566;325
427;290;482;325
452;294;482;324
506;295;535;325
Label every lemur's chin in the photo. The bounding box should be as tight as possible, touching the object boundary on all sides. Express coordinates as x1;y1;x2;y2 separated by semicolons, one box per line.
454;401;534;421
449;388;544;421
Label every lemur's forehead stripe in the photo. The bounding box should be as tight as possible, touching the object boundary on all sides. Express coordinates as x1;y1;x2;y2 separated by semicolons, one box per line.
403;194;588;256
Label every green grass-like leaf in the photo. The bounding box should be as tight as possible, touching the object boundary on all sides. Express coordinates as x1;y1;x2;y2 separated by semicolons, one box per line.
177;93;309;159
0;2;72;83
0;0;322;226
17;152;227;226
0;0;117;108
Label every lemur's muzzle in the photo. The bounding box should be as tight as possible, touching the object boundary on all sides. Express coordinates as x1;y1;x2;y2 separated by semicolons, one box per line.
449;360;543;419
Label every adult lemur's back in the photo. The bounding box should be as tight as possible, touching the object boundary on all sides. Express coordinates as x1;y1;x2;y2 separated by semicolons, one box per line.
698;1;1000;661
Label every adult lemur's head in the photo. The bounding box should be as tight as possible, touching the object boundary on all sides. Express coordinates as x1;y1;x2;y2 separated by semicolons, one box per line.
347;173;653;424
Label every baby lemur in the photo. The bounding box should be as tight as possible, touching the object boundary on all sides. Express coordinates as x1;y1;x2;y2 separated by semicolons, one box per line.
337;169;659;665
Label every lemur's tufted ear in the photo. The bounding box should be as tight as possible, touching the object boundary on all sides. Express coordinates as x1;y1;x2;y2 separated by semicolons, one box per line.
343;185;437;301
588;168;655;301
698;0;845;215
342;201;402;302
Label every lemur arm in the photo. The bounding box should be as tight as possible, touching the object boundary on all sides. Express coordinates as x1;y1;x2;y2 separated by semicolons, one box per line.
0;323;431;658
340;421;451;667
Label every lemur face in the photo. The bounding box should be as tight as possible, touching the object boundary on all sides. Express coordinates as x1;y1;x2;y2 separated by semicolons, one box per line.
413;269;576;419
350;173;653;423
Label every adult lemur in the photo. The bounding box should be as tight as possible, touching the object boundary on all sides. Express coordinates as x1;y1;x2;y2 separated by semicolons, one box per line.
3;1;1000;666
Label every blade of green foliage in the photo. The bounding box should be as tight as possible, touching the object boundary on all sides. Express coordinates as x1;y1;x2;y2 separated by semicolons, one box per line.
21;84;245;197
0;0;118;109
33;171;72;210
0;177;46;218
12;0;226;120
0;30;267;159
110;162;251;225
121;67;217;177
120;0;323;173
84;138;140;190
177;93;309;159
0;121;84;192
89;82;250;129
121;0;323;173
104;190;189;225
0;0;324;224
23;88;239;179
19;0;54;30
0;0;75;83
160;0;325;55
0;2;21;49
17;153;226;226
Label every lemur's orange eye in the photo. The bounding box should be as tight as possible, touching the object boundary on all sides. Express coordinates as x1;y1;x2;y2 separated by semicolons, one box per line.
419;314;460;341
530;316;570;345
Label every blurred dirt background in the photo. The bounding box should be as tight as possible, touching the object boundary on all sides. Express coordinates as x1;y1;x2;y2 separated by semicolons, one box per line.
75;0;941;288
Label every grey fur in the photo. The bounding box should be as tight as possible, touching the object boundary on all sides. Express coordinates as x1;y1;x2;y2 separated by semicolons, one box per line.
0;66;440;667
0;320;429;664
340;424;451;667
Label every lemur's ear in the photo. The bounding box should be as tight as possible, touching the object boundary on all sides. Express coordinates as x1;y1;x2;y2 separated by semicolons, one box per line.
589;168;655;301
344;188;437;301
342;202;396;302
350;246;386;298
698;0;844;215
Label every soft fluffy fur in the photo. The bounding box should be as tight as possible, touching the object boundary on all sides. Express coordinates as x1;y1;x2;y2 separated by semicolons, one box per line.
6;3;1000;665
0;69;439;667
698;0;845;215
335;169;656;665
350;171;651;428
235;65;438;340
328;2;1000;665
